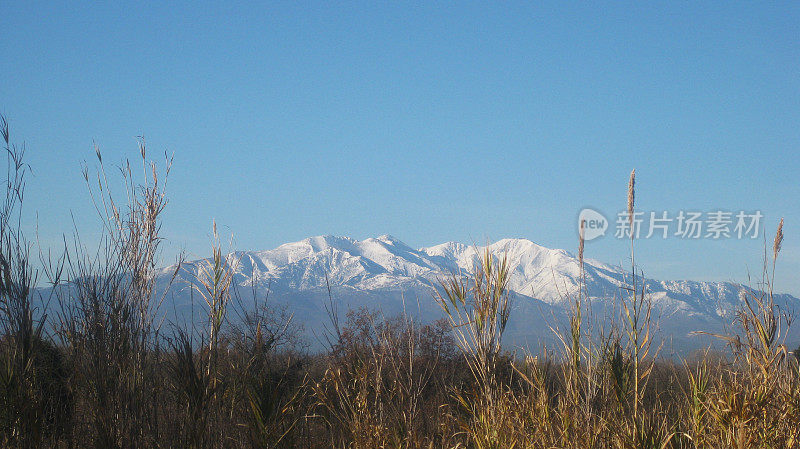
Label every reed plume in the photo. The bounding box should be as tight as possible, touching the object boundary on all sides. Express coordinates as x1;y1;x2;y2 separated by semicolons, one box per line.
773;218;784;261
627;169;635;222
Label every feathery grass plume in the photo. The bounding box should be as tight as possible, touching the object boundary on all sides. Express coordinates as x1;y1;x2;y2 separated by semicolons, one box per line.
773;218;783;262
627;169;635;223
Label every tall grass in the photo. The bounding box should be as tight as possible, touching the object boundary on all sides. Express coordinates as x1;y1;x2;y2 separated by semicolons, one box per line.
51;139;177;448
0;115;70;449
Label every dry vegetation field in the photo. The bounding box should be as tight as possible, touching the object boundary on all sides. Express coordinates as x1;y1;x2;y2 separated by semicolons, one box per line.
1;116;798;448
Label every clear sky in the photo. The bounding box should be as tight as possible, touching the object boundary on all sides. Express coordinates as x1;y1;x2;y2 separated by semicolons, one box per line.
2;2;799;294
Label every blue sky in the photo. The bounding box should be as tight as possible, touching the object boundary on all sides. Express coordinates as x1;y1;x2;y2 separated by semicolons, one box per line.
2;2;799;294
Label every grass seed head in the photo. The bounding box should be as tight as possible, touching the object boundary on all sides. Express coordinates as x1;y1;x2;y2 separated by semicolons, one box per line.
627;169;636;222
773;218;784;261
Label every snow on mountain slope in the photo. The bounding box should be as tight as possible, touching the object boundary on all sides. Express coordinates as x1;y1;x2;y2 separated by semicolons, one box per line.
165;235;800;352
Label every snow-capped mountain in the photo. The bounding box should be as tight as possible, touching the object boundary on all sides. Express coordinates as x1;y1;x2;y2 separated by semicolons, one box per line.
162;235;800;354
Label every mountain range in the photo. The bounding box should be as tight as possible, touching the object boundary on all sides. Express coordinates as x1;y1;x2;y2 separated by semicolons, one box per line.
161;235;800;354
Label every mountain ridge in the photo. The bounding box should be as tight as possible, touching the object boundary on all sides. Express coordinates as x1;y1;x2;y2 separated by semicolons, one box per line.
163;235;800;353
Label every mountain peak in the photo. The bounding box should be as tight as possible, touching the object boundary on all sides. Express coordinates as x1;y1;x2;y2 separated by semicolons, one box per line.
490;237;547;251
376;234;399;243
299;235;355;250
